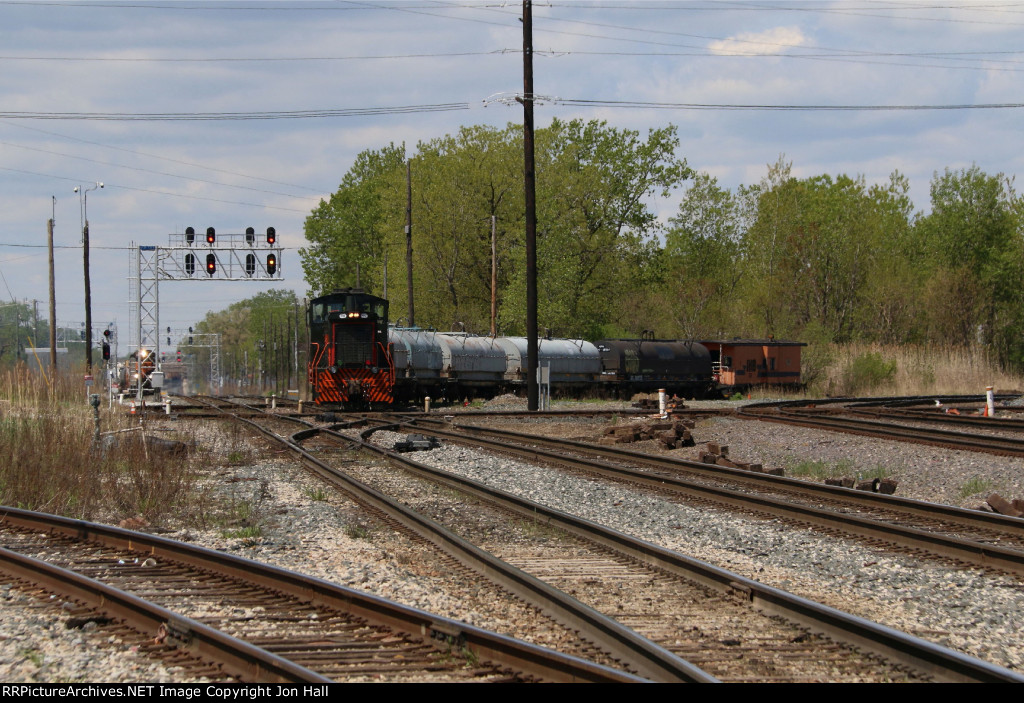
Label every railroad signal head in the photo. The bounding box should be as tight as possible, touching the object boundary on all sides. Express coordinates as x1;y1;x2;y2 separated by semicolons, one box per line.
266;253;277;275
206;253;216;276
206;226;215;244
245;253;256;277
185;226;195;245
266;227;276;245
102;342;110;361
245;226;255;245
103;329;111;338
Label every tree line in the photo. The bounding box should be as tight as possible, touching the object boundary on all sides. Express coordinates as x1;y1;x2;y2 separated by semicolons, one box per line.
187;119;1024;389
302;119;1024;369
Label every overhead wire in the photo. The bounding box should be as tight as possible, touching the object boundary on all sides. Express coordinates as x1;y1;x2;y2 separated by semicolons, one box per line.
1;121;323;193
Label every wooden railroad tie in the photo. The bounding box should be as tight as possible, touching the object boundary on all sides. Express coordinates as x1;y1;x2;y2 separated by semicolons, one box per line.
699;442;785;476
599;420;696;449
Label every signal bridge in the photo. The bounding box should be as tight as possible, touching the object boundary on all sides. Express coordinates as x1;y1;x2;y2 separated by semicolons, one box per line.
129;227;283;380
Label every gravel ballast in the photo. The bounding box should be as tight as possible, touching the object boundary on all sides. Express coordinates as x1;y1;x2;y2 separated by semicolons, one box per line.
5;397;1024;681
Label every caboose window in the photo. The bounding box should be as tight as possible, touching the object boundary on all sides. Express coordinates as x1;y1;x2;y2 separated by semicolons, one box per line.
334;323;374;368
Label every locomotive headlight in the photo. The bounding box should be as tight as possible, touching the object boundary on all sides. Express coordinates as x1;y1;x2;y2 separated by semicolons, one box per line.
371;367;378;373
329;365;338;374
360;313;368;318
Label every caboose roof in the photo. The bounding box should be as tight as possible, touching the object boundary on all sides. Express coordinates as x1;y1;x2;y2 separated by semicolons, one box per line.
696;338;806;347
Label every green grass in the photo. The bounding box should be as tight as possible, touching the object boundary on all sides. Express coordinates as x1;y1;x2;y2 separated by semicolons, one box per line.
344;524;370;539
20;648;44;667
222;525;262;539
785;458;854;480
303;486;329;502
959;476;996;499
858;465;892;481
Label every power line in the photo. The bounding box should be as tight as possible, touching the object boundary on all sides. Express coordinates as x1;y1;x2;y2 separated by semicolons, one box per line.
0;166;311;212
0;50;515;63
0;103;471;121
554;98;1024;111
2;121;323;193
0;140;321;200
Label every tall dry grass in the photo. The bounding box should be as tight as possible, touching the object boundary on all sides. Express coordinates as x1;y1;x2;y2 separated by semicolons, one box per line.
817;343;1024;397
0;365;203;524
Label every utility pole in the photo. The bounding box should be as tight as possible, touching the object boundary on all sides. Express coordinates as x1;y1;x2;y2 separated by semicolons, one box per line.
75;182;103;374
47;204;57;374
491;215;498;337
522;0;539;411
406;159;415;327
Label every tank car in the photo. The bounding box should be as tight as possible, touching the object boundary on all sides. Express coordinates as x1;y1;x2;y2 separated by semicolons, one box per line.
595;337;713;398
307;288;394;408
390;329;507;401
493;336;602;391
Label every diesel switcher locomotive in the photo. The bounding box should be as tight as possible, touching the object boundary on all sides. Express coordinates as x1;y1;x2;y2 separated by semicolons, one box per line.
307;289;395;408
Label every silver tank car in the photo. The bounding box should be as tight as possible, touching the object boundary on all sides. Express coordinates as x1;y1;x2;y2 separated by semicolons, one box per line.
390;327;443;383
388;328;507;400
434;333;507;384
493;337;601;386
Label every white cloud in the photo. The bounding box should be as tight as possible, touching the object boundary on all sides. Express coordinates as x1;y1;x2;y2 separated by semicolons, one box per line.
708;26;807;57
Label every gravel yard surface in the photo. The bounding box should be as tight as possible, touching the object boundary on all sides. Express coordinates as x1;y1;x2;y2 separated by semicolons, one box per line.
5;395;1024;681
0;584;212;683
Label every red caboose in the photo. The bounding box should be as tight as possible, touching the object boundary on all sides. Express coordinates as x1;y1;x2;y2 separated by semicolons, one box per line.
696;338;805;395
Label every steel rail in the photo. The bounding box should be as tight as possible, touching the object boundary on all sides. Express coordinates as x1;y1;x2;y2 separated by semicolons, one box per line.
0;543;329;683
849;407;1024;432
396;417;1024;576
741;407;1024;456
306;419;1024;683
407;415;1024;540
0;506;642;684
195;401;706;683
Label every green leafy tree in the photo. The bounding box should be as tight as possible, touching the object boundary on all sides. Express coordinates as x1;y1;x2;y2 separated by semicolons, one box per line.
393;125;522;332
192;290;305;393
914;166;1024;360
660;172;745;338
509;118;691;338
301;144;406;296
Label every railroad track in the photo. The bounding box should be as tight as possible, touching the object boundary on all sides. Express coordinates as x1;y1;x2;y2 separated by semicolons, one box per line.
198;398;1022;682
0;508;635;683
737;404;1024;458
847;406;1024;434
401;415;1024;576
190;397;707;682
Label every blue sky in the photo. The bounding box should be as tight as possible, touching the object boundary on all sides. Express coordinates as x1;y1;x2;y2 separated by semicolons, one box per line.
2;0;1022;349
